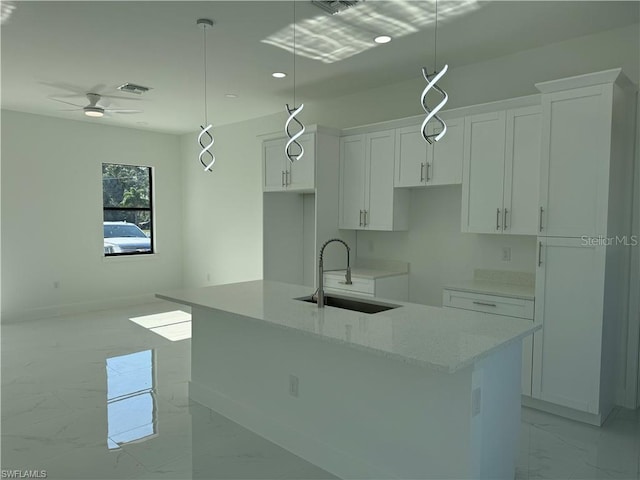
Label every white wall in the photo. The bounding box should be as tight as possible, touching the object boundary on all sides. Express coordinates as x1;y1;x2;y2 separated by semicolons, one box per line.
180;116;269;288
1;111;183;322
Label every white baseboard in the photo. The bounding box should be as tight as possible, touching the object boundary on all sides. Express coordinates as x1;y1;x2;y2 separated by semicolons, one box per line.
522;395;610;426
1;293;161;323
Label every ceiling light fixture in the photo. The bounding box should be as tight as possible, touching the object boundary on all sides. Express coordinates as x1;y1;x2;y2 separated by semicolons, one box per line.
420;0;448;144
84;107;104;118
284;2;305;162
225;93;238;98
374;35;392;44
196;18;216;173
272;72;287;78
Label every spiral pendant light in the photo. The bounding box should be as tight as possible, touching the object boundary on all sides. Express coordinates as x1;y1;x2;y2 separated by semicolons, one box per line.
421;0;448;145
284;1;305;162
197;18;216;172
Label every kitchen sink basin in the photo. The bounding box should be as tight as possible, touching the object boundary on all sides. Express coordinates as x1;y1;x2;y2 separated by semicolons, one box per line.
297;294;400;314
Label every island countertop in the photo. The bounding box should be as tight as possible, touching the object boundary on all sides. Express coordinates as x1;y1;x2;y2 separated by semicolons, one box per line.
157;280;540;373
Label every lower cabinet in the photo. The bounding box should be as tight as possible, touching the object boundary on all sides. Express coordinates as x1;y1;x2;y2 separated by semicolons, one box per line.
532;237;610;420
324;271;408;301
443;288;535;396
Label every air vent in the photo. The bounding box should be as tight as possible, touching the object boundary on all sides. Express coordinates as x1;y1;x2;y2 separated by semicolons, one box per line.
311;0;363;15
117;83;151;95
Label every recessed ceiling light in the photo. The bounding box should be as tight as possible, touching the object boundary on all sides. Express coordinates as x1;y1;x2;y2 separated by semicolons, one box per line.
374;35;392;44
272;72;287;78
225;93;238;98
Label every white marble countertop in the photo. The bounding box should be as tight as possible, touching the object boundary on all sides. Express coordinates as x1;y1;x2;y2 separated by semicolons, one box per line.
324;268;407;279
157;280;539;374
443;280;535;300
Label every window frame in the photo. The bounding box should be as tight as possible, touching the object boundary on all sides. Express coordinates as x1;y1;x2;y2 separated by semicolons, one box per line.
102;163;155;257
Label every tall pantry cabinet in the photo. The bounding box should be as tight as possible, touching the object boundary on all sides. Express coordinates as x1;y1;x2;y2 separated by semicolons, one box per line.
530;69;637;425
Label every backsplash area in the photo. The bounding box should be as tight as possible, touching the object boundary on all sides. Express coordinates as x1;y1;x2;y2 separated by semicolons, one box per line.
355;186;538;306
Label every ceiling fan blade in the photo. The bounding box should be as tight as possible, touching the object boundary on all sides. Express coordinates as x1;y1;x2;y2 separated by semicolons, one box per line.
49;97;84;107
106;109;143;114
39;80;86;95
58;108;83;111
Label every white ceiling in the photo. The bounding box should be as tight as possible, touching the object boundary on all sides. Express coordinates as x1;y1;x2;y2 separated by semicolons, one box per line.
2;1;638;134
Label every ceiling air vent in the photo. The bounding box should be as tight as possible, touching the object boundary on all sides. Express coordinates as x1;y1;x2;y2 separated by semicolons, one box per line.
311;0;363;15
117;83;151;95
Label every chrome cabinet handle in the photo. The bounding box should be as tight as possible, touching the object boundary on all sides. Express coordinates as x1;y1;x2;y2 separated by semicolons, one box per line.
281;171;285;187
359;210;363;227
420;163;425;182
538;241;543;267
539;206;544;232
503;208;508;230
364;210;368;226
473;301;497;307
286;170;290;186
426;162;431;182
496;208;501;231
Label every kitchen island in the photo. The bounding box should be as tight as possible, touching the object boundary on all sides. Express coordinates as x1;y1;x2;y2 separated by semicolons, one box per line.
157;280;539;479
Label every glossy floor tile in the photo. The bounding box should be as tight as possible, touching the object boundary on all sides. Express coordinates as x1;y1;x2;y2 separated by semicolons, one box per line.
2;302;639;479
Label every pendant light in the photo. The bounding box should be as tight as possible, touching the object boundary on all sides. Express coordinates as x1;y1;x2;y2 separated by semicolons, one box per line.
421;0;448;144
197;18;216;172
285;1;305;162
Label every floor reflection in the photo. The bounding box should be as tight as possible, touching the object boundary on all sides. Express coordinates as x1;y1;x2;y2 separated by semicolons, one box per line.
106;349;157;450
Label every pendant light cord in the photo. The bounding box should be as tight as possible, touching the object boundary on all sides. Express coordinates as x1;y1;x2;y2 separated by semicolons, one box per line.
293;0;296;108
203;24;208;125
433;0;438;72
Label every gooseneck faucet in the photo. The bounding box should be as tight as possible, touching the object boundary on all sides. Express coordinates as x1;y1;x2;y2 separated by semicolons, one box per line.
318;238;352;308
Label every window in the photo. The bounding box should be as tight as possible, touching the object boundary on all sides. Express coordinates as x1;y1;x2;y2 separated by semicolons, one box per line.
102;163;153;256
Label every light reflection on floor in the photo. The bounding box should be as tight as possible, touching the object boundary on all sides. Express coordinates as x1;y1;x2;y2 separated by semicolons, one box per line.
1;302;639;479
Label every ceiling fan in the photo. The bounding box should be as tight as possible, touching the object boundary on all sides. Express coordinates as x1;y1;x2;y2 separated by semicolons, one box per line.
49;92;142;118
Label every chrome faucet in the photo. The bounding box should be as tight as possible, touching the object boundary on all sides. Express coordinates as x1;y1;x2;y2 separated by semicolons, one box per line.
318;238;352;308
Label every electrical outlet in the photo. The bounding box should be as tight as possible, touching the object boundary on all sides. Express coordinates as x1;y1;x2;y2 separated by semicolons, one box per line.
471;387;481;417
289;374;299;398
501;247;511;262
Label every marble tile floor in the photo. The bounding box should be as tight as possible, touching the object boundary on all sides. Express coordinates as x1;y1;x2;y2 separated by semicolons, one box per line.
1;302;639;479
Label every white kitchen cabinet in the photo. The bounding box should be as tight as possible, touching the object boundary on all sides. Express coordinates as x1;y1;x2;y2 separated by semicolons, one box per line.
394;117;464;188
263;133;315;192
528;69;637;424
532;237;606;415
339;130;409;231
537;84;617;237
461;111;506;233
324;270;408;301
443;288;534;396
461;106;541;234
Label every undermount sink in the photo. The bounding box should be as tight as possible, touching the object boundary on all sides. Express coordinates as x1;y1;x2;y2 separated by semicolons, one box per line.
297;294;400;314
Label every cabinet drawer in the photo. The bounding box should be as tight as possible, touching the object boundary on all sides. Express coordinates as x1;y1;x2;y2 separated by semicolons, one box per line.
442;289;534;320
324;274;374;295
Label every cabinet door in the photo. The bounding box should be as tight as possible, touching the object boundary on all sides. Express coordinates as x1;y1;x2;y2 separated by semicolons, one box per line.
288;133;315;191
339;135;366;229
263;138;286;192
365;130;396;230
532;237;606;414
538;85;612;237
503;106;541;235
461;111;506;233
428;117;464;186
394;125;427;187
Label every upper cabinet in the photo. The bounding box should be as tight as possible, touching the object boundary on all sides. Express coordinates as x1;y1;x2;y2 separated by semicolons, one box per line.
394;117;464;188
339;130;409;231
263;133;315;192
461;105;541;234
536;77;631;237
